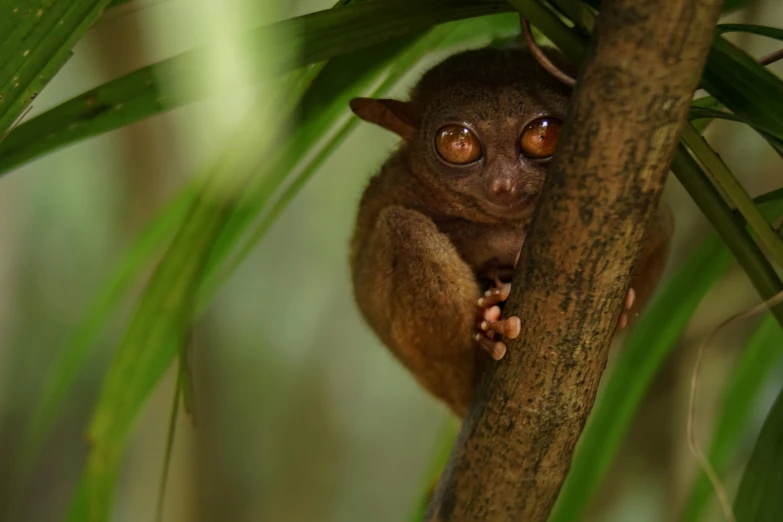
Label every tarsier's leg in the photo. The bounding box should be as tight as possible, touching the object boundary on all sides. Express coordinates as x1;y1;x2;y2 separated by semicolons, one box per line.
352;206;487;416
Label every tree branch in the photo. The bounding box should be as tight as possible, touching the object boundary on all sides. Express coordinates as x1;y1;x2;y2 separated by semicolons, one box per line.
425;0;726;520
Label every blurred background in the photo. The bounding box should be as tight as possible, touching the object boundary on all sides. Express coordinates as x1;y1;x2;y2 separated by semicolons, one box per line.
0;1;781;521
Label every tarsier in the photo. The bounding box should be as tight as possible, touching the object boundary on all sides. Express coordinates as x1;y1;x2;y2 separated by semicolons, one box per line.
349;46;673;417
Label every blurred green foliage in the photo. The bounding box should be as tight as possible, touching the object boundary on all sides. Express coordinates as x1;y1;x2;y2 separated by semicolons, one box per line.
0;1;782;522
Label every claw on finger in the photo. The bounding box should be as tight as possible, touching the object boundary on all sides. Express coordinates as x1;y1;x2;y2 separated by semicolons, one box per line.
490;342;507;360
480;316;522;339
617;312;629;329
624;288;636;310
483;305;501;322
475;332;507;360
477;282;511;308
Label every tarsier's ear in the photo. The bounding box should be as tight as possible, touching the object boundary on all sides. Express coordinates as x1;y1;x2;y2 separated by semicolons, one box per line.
349;98;420;141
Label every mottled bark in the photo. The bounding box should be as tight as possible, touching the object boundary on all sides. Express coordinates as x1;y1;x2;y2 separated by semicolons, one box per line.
425;0;725;521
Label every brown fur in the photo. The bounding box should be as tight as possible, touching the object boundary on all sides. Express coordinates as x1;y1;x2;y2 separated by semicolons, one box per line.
349;47;672;416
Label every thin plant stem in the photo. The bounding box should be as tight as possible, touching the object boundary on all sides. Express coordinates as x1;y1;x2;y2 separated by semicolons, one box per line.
688;289;783;522
507;0;588;62
155;371;182;522
759;47;783;66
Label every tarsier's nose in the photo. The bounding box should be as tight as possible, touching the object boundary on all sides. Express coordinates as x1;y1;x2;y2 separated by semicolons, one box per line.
489;176;518;197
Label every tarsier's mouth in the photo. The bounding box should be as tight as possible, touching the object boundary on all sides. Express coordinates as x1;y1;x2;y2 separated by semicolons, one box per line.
482;192;538;218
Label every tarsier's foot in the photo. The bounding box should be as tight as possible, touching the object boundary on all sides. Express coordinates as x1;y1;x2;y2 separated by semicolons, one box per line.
617;288;636;330
474;280;521;361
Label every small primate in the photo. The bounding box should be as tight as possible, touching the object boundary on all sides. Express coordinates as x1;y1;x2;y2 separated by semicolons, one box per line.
348;46;672;417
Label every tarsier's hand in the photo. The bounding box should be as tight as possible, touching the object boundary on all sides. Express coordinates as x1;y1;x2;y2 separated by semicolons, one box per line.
474;250;522;361
473;251;637;361
475;277;521;360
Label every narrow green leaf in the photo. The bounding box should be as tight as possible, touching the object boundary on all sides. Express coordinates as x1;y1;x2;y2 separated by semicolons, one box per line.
66;29;436;522
547;0;596;33
0;0;512;175
68;189;226;521
689;104;783;158
681;123;783;271
691;96;723;133
0;64;171;174
692;96;722;110
757;188;783;206
717;24;783;41
671;146;783;327
17;59;334;474
702;37;783;140
273;0;511;69
722;0;759;13
690;106;783;142
0;0;111;132
765;136;783;160
681;315;783;522
64;11;321;514
438;11;520;48
172;60;334;421
68;87;290;521
734;385;783;522
18;186;194;474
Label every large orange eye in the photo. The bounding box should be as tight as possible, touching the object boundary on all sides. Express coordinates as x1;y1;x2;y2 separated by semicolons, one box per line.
520;117;562;159
435;125;481;165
